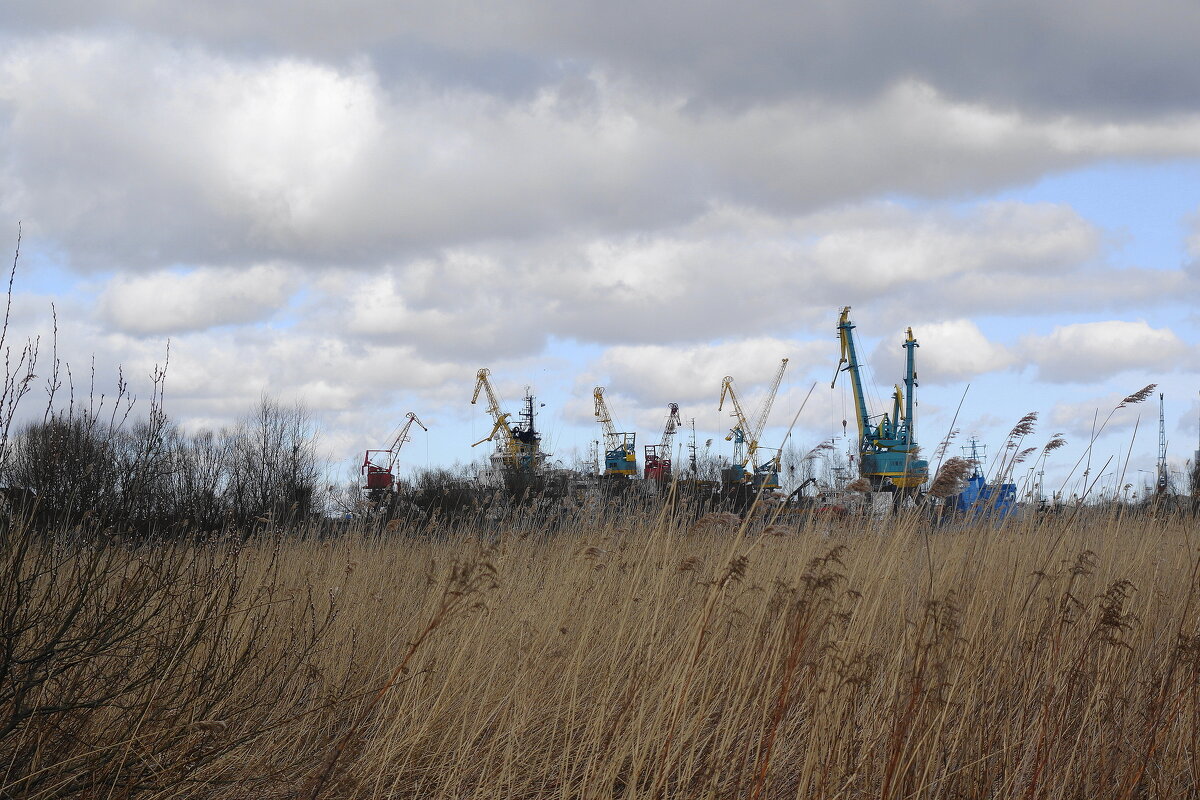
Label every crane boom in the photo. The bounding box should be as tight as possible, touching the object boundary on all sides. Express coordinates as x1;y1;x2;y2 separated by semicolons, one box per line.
386;412;427;471
660;402;682;450
748;358;788;457
831;307;871;442
471;368;518;451
593;387;620;444
719;358;788;472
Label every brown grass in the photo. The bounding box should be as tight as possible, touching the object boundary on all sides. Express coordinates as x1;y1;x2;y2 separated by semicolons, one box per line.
3;504;1200;798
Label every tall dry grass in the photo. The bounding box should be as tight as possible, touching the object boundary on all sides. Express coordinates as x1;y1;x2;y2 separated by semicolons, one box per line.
3;504;1199;798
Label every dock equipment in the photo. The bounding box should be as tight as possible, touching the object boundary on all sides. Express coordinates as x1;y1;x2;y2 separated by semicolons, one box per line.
594;387;637;477
362;412;427;496
471;368;543;473
718;358;788;490
831;306;928;491
644;403;682;481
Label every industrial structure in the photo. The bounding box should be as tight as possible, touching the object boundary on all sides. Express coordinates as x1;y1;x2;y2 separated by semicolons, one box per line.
831;307;928;493
346;306;1195;522
718;358;789;491
644;403;682;481
361;412;427;500
593;387;637;478
1157;392;1169;495
471;368;545;477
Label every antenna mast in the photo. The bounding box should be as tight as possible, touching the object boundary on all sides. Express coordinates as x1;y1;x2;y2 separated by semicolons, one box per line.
1157;392;1169;495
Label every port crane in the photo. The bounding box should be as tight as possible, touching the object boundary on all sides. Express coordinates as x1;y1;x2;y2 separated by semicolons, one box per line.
718;358;789;489
594;387;637;477
831;307;928;491
362;412;427;497
471;368;542;473
644;402;682;481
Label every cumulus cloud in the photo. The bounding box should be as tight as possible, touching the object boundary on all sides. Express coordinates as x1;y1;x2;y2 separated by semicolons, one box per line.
2;10;1199;480
313;200;1193;363
6;34;1200;273
869;319;1016;385
589;337;824;409
98;264;296;334
7;0;1200;118
1050;391;1151;440
1021;320;1189;383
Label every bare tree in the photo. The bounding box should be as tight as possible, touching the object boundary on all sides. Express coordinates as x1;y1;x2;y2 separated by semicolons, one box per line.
225;396;323;525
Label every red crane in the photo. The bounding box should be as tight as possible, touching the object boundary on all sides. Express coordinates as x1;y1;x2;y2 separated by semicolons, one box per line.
644;403;682;481
362;412;427;495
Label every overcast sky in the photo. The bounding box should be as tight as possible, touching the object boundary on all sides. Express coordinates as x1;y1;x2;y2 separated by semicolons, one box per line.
3;1;1200;496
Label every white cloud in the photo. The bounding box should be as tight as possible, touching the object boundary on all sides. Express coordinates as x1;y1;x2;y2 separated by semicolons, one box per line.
309;200;1186;362
870;319;1016;385
1050;391;1153;440
590;338;824;409
1022;320;1189;383
9;0;1200;120
2;17;1199;485
98;265;296;334
6;34;1200;274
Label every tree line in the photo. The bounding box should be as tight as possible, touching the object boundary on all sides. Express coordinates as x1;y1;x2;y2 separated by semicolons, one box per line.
3;394;324;533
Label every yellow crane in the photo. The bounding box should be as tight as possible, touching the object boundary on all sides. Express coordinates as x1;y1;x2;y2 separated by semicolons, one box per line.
593;387;637;477
470;368;543;473
718;358;788;488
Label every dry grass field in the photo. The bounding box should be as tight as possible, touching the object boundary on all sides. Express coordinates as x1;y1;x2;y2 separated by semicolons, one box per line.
3;503;1199;799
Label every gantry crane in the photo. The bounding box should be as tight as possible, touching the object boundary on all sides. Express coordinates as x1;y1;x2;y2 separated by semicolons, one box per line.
644;402;682;481
831;306;928;492
718;358;789;489
362;412;427;498
594;387;637;477
471;368;542;473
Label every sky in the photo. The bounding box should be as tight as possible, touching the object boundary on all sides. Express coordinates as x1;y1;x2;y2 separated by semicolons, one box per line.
2;1;1200;498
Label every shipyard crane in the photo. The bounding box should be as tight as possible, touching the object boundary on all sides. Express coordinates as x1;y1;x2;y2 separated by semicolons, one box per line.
644;402;682;481
362;412;427;497
594;387;637;477
830;307;928;492
718;358;789;489
471;368;543;473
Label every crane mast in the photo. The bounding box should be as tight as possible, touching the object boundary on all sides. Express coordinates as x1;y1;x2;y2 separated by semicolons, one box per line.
718;358;788;488
594;387;637;477
644;402;681;481
831;307;927;490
